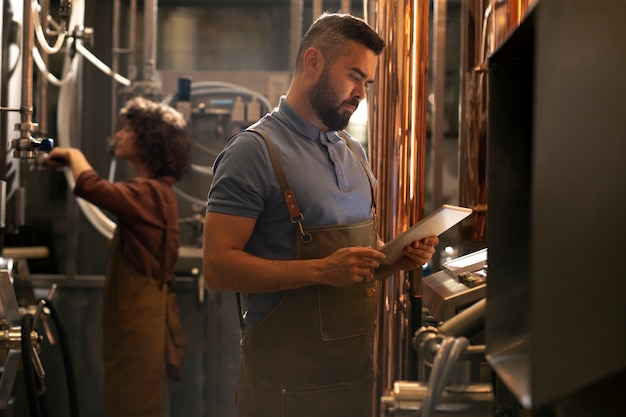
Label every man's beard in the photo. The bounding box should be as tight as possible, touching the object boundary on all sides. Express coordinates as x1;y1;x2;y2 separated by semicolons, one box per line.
309;69;358;131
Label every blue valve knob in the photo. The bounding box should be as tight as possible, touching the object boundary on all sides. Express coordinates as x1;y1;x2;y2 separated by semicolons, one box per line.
39;137;54;152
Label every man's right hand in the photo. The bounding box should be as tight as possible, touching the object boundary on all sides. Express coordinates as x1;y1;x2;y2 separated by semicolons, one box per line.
318;246;386;286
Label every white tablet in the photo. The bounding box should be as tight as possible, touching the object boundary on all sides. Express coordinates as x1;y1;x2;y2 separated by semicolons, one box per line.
379;204;473;265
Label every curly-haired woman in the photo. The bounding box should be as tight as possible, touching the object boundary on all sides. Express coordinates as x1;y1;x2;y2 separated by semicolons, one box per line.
47;96;192;417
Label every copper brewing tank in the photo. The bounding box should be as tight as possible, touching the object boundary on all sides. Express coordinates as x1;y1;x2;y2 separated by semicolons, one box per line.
366;0;429;408
365;0;538;412
459;0;538;243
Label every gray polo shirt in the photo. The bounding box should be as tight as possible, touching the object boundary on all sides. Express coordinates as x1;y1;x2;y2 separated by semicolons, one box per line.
207;96;376;327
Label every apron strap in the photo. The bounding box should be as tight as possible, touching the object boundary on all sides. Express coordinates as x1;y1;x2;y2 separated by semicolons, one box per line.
158;184;171;289
248;129;304;224
160;211;168;289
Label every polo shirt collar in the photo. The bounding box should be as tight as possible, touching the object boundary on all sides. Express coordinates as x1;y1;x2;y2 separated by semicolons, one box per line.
276;96;343;144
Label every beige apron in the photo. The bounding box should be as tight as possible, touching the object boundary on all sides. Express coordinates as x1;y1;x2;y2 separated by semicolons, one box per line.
236;131;378;417
102;229;183;417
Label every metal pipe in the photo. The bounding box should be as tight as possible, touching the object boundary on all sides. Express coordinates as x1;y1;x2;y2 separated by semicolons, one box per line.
65;28;84;280
0;1;4;91
431;0;447;211
290;0;303;70
459;0;489;242
438;297;486;337
111;0;120;137
129;0;137;81
37;0;50;136
143;0;157;82
20;0;35;136
111;0;136;143
367;0;429;411
341;0;351;13
312;0;322;18
1;1;15;183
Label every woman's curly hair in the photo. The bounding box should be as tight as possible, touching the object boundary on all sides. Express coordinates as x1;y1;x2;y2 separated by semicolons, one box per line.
120;96;192;181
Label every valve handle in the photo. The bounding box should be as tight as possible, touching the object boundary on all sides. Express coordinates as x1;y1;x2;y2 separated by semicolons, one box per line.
38;137;55;152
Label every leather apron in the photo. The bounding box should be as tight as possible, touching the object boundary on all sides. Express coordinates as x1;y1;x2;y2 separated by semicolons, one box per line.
102;229;171;417
236;131;378;417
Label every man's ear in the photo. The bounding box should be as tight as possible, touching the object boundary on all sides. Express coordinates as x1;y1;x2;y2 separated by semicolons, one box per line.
303;47;325;76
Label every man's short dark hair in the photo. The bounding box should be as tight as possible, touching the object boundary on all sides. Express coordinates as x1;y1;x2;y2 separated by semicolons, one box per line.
295;13;386;71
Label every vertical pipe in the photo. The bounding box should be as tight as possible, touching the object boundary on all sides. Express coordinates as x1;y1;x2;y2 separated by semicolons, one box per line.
65;55;83;280
508;0;536;31
459;0;489;243
290;0;303;70
111;0;120;139
20;0;35;139
59;0;86;280
0;1;3;93
143;0;158;83
111;0;137;139
1;2;8;244
367;0;429;412
37;0;49;136
431;0;447;211
508;0;523;26
341;0;351;13
129;0;137;81
313;0;322;18
2;1;25;235
1;1;11;181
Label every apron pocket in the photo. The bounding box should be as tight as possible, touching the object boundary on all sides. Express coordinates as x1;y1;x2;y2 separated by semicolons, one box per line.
318;283;365;340
281;372;373;417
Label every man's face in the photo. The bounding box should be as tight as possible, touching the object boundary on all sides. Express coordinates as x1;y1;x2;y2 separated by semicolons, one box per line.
309;67;353;131
309;41;378;131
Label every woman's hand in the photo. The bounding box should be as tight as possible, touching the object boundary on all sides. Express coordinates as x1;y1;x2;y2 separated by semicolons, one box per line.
45;147;93;180
45;147;72;168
